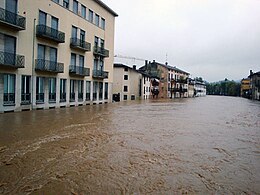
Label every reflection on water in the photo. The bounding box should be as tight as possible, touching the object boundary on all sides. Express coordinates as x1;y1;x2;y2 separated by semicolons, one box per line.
0;96;259;194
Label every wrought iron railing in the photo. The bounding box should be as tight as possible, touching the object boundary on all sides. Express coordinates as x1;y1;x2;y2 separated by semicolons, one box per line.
93;46;109;57
21;93;31;105
78;93;83;101
69;65;90;76
60;93;66;102
99;92;103;100
70;93;75;102
93;93;97;101
36;24;65;43
86;93;90;101
92;69;108;79
35;59;64;73
49;93;56;102
104;92;108;100
0;7;26;30
0;51;25;68
36;93;44;103
70;38;91;51
3;93;15;105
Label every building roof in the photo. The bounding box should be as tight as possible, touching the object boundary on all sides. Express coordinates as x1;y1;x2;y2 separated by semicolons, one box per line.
140;60;190;75
249;71;260;78
93;0;118;17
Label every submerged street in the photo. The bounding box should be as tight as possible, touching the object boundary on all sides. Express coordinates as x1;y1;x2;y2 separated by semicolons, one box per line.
0;96;259;194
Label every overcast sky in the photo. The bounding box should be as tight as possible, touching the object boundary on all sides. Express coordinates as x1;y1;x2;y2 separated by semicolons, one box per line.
102;0;260;82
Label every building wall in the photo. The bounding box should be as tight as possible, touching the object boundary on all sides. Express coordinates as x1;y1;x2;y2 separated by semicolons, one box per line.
113;66;144;101
0;0;117;113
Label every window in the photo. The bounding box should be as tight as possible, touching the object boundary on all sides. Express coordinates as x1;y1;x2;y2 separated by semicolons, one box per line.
79;55;84;67
124;86;128;92
52;0;59;3
63;0;69;9
37;44;45;60
36;77;44;103
51;16;58;30
124;95;127;100
124;75;128;80
71;53;76;66
89;9;93;23
78;80;83;101
3;74;15;105
49;78;56;103
144;87;145;94
73;0;78;14
60;79;66;102
101;18;105;30
39;10;47;25
72;26;77;40
86;81;91;101
131;95;135;100
2;34;16;65
95;14;100;26
81;5;86;18
94;36;99;47
99;82;103;100
124;67;128;72
70;80;75;102
21;75;31;105
105;82;108;100
80;30;85;41
93;81;98;100
100;39;104;48
50;47;57;62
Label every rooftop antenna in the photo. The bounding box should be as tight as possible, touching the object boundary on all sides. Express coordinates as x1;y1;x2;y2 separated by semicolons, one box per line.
166;53;168;63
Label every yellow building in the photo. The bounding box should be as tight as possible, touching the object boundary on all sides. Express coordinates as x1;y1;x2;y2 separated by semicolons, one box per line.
240;78;250;98
0;0;118;113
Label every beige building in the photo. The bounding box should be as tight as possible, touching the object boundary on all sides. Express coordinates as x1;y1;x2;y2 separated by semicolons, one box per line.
113;64;150;101
0;0;117;113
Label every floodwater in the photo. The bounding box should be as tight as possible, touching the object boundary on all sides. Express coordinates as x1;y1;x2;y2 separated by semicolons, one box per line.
0;96;259;194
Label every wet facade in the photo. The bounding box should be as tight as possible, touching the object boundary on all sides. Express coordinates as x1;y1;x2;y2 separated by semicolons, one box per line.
0;96;259;194
0;0;118;113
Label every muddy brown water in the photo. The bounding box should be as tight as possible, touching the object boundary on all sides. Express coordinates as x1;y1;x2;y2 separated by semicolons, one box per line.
0;96;259;194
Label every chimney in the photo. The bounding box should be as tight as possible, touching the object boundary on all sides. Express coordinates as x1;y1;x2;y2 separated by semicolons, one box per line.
133;65;136;70
250;70;253;75
145;60;148;65
165;62;168;66
153;60;155;63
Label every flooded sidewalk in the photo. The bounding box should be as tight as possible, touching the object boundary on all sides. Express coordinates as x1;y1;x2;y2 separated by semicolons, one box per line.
0;96;259;194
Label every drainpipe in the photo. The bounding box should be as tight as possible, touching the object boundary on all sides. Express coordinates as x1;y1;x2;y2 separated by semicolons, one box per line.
31;18;36;110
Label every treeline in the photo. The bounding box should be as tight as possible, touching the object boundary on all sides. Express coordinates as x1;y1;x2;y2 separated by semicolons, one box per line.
206;79;241;96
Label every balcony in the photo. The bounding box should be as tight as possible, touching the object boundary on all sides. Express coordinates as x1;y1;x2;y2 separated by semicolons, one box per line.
92;69;108;79
35;59;64;73
0;51;25;68
21;93;31;105
0;7;26;30
3;93;15;105
93;46;109;57
36;24;65;43
70;38;91;52
69;65;90;77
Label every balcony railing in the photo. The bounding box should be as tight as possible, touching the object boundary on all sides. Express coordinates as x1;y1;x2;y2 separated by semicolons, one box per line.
35;59;64;73
36;93;44;103
93;46;109;57
86;93;90;101
21;93;31;105
69;65;90;76
70;38;91;52
60;93;66;102
70;93;75;102
0;7;26;30
0;51;25;68
170;88;188;93
49;93;56;103
36;24;65;43
92;69;108;79
78;93;83;101
3;93;15;105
